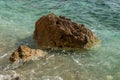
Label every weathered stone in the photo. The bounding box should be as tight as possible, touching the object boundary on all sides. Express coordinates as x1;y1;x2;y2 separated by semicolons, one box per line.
9;45;47;62
33;13;99;49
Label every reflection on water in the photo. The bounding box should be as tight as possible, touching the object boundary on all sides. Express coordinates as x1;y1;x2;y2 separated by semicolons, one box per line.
0;0;120;80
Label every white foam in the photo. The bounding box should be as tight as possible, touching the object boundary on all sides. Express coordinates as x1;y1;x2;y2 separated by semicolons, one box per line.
41;76;63;80
0;54;7;59
0;72;19;80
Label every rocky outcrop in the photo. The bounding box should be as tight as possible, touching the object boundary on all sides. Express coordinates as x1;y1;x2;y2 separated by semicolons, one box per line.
33;13;99;50
9;45;47;63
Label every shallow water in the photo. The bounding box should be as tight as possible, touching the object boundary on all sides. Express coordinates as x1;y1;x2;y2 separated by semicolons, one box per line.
0;0;120;80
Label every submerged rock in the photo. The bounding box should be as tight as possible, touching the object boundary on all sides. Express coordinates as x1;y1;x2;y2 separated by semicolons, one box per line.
9;45;47;63
34;13;99;50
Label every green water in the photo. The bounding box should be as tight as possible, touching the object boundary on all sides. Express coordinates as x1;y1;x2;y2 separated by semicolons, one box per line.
0;0;120;80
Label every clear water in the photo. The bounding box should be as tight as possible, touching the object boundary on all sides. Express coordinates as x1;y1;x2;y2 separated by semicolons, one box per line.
0;0;120;80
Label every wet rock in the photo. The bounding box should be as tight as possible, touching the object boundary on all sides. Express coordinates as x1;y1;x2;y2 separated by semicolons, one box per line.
9;45;47;63
34;13;99;49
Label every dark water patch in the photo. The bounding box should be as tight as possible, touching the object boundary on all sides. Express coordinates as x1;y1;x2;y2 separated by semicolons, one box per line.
15;36;36;49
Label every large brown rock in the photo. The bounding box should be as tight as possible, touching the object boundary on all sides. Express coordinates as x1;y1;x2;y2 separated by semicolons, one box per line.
33;13;99;50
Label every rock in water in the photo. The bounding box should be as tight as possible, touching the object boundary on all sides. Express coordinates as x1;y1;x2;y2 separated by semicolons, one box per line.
34;13;99;50
9;45;47;63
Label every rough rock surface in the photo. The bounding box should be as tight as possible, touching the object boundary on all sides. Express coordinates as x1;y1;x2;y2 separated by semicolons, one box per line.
34;13;99;49
9;45;47;62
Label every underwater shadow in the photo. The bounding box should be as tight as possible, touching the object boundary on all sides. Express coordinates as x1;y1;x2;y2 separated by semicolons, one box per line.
15;36;37;49
15;36;94;58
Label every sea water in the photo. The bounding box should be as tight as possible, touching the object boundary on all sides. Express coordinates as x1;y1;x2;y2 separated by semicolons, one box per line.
0;0;120;80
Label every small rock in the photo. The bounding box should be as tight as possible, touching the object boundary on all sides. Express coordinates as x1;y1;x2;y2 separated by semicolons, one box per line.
9;45;47;63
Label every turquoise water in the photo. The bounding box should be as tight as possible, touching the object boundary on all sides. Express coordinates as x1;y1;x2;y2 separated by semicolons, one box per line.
0;0;120;80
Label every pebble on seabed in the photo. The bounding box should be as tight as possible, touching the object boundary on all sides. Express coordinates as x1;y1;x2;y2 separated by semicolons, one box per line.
106;75;113;80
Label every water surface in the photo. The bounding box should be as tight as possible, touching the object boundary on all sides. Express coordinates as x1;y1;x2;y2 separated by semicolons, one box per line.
0;0;120;80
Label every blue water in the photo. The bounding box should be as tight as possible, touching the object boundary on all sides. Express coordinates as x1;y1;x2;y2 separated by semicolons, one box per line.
0;0;120;80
